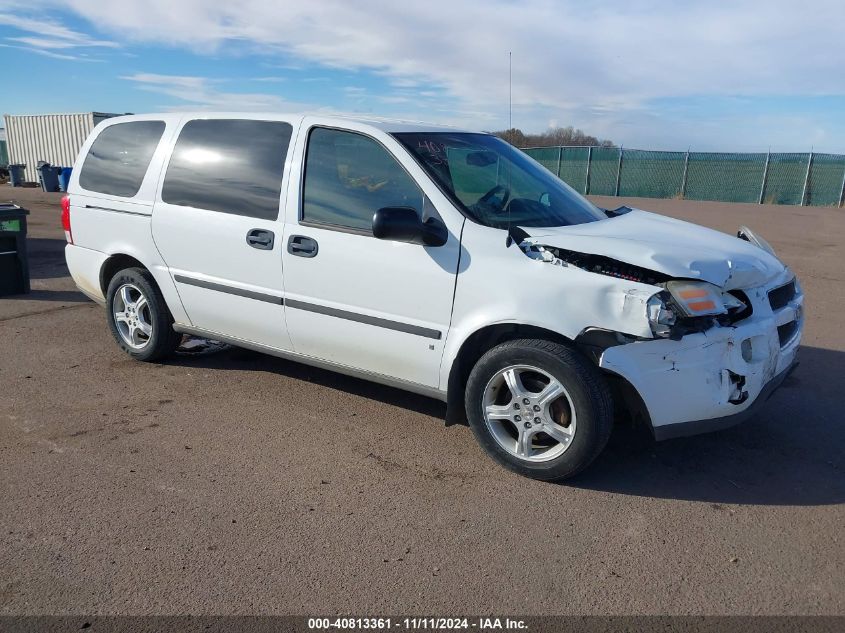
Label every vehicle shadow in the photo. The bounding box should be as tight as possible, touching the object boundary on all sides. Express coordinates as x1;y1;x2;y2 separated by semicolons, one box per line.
569;345;845;506
1;289;89;302
166;344;449;420
169;342;843;506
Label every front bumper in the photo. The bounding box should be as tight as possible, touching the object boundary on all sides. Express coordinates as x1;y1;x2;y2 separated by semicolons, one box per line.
599;274;802;439
649;360;797;440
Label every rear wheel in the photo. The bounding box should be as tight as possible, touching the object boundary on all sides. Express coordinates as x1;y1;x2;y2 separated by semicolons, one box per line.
465;339;613;481
106;267;180;362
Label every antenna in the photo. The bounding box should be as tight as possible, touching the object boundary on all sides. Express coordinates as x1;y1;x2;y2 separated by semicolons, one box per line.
506;51;514;244
508;51;512;133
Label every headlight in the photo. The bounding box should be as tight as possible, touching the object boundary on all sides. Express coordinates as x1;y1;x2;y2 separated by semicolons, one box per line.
665;280;730;317
737;225;776;257
648;281;748;338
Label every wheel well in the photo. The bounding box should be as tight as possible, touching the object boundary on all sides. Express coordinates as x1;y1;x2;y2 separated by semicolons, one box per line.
445;324;572;425
99;254;147;295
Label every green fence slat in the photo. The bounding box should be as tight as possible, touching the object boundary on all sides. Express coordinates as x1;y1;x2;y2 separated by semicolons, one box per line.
587;147;619;195
522;147;559;176
806;153;845;207
559;147;589;192
684;152;767;203
763;153;809;205
519;145;843;208
619;150;687;198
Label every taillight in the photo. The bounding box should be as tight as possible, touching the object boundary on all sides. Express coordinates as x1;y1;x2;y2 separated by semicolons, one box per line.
61;195;73;244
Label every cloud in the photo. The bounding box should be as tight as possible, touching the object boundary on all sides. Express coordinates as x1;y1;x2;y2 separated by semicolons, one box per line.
120;72;312;111
6;1;845;147
49;1;845;101
0;9;117;61
6;35;113;49
0;13;117;47
0;42;104;61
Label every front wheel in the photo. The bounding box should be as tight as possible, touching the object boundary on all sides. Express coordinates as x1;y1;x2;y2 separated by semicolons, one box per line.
465;339;613;481
106;267;181;362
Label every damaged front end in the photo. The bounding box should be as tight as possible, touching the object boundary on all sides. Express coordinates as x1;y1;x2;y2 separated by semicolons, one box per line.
516;236;753;341
511;222;803;439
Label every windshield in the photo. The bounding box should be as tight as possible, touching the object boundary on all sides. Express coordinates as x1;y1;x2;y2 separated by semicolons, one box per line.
394;132;606;228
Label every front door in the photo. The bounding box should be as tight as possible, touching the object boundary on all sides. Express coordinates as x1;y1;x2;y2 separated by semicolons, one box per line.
152;116;296;350
281;125;462;388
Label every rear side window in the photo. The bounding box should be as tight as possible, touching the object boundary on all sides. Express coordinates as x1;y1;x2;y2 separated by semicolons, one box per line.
79;120;165;197
161;119;292;220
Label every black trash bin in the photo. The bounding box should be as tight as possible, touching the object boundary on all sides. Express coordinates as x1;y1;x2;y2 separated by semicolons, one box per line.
8;164;26;187
37;162;61;192
0;203;30;296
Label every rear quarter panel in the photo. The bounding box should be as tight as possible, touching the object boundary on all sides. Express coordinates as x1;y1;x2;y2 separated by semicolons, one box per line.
65;115;189;324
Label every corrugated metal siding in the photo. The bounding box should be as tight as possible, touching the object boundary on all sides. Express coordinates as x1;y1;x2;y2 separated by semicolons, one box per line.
3;113;117;182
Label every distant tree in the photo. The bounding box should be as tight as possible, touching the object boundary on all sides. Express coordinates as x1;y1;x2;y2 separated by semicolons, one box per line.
491;126;613;148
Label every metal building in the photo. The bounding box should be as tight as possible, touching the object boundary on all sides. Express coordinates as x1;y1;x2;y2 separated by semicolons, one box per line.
3;112;122;182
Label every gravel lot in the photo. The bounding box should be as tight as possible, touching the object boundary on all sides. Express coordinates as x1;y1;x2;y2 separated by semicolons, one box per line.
1;187;842;615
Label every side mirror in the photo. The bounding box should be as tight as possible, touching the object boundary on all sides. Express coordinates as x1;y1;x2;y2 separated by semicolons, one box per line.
372;207;448;247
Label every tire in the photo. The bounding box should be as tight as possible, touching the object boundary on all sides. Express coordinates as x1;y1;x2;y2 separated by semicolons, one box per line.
465;339;613;481
106;267;181;362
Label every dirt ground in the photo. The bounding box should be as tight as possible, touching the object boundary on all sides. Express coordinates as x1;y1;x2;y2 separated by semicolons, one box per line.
1;187;842;616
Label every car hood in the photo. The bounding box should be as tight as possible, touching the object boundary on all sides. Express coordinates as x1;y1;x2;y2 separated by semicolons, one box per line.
526;209;786;289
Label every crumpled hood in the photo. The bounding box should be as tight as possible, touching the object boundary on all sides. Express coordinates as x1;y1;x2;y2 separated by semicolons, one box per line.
526;209;786;288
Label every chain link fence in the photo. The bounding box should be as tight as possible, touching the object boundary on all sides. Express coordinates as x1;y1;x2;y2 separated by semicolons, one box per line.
522;146;845;207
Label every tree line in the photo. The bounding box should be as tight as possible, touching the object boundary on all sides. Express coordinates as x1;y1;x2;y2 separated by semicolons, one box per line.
492;126;614;148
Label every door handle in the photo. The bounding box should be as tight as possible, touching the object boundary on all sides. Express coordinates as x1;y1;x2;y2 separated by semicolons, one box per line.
287;235;319;258
246;229;275;250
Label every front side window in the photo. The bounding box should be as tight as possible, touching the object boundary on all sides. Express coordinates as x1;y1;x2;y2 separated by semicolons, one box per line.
79;120;165;197
302;128;424;232
162;119;292;220
394;132;606;229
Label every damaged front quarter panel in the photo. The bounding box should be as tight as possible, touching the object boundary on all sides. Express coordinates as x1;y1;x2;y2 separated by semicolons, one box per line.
514;237;664;340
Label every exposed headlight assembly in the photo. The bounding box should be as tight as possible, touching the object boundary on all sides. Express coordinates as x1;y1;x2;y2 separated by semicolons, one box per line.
647;292;676;337
666;280;737;317
648;281;748;338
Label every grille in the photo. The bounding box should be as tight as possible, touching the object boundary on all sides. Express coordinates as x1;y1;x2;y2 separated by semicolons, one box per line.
777;321;799;346
768;279;796;311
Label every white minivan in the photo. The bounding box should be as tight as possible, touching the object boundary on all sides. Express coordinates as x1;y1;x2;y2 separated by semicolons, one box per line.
63;113;802;481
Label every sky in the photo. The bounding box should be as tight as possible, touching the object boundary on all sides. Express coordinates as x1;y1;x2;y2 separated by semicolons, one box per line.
1;0;844;152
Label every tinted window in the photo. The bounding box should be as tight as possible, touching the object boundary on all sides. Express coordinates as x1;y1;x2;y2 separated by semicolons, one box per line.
302;128;423;232
395;132;605;228
162;119;292;220
79;120;165;197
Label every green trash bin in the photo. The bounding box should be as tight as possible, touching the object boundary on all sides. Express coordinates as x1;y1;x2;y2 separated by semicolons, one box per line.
0;203;30;296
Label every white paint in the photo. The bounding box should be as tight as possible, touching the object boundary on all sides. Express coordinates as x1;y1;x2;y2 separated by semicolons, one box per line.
65;111;804;441
523;209;786;288
600;265;802;429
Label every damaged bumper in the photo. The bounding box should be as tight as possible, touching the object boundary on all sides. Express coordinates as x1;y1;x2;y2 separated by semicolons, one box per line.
599;274;802;440
650;360;797;440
